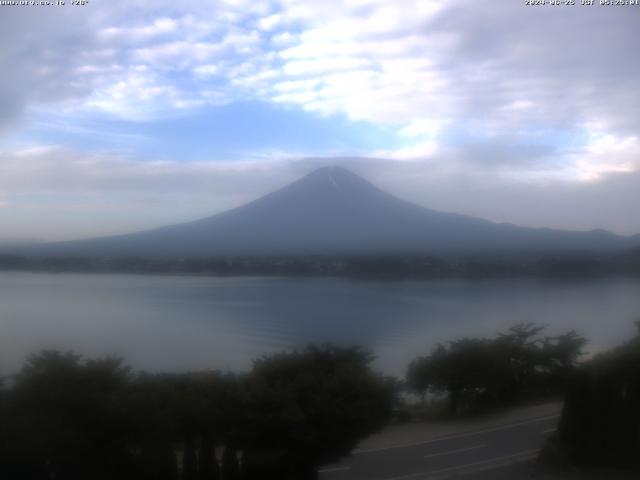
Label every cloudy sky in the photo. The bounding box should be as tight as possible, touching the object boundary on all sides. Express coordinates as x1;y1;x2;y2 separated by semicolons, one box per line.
0;0;639;242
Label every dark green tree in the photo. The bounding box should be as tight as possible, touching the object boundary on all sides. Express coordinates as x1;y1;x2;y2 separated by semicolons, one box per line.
1;345;394;480
240;345;393;480
552;322;640;468
408;338;511;415
6;351;133;480
407;324;586;416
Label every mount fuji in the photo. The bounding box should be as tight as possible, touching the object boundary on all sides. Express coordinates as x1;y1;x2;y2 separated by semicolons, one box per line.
17;166;640;258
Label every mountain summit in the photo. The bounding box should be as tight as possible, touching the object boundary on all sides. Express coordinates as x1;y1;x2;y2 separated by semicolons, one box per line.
20;166;639;258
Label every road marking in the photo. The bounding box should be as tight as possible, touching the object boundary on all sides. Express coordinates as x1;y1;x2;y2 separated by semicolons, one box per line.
355;413;559;455
318;466;352;473
542;428;556;434
379;449;539;480
423;443;487;459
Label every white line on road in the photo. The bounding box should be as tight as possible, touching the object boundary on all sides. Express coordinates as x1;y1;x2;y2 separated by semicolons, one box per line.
379;449;539;480
542;428;557;434
318;466;352;473
354;413;559;455
423;444;487;459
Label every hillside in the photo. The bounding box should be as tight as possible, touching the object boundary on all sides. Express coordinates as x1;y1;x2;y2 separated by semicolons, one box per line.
13;166;640;258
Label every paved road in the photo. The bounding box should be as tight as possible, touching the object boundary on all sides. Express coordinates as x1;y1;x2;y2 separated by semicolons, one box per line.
318;412;560;480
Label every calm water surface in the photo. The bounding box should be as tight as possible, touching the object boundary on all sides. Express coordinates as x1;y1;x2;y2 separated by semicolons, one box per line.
1;272;639;376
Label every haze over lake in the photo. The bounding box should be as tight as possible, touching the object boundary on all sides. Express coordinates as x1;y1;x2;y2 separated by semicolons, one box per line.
2;272;639;376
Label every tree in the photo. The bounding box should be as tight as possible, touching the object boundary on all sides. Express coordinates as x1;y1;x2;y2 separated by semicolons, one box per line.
408;339;512;415
6;351;133;480
1;345;393;479
407;324;587;416
550;322;640;469
240;345;393;479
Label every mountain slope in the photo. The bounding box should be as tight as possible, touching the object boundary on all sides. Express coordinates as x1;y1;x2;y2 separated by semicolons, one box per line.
18;166;640;258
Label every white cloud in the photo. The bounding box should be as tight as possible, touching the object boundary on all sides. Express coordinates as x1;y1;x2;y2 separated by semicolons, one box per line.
1;0;639;186
0;146;291;196
0;3;634;127
492;127;640;184
373;140;440;162
258;13;284;31
399;118;449;139
570;131;639;182
133;41;224;66
82;69;198;120
282;57;371;76
193;64;220;77
99;17;178;41
271;31;297;46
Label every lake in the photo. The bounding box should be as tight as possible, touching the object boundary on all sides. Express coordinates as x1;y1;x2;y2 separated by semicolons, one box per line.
1;272;639;376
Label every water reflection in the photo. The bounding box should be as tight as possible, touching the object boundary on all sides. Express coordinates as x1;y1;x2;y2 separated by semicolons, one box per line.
1;272;639;375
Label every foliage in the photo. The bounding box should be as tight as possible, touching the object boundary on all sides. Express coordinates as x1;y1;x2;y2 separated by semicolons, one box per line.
3;351;133;480
0;345;391;480
407;323;586;415
241;346;392;478
553;322;640;469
